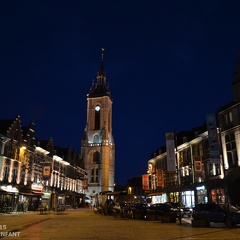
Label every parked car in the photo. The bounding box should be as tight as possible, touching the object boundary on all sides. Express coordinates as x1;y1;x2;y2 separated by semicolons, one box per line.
102;199;115;215
145;203;177;221
181;205;192;217
192;203;240;228
129;202;148;220
166;202;192;217
112;202;132;218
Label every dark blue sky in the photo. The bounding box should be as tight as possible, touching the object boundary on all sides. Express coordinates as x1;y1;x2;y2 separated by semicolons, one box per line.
1;0;240;185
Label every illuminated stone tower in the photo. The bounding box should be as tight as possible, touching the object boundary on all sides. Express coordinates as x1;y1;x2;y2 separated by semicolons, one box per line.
81;49;115;201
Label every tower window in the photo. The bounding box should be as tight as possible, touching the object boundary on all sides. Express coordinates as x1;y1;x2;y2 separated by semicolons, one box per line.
93;134;99;143
90;167;99;183
91;169;94;182
93;151;100;164
94;106;100;130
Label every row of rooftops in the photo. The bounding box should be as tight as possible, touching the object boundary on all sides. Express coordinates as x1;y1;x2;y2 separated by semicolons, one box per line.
0;114;83;168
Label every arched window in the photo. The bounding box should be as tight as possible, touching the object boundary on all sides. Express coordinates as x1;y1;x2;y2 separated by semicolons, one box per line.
93;151;100;164
93;134;99;143
94;105;101;130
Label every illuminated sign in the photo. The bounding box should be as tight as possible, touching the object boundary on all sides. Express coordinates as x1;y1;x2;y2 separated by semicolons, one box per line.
31;183;43;191
166;132;176;172
1;185;19;193
42;163;52;181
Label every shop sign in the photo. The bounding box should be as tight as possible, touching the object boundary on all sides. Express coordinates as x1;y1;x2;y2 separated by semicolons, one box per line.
82;178;88;190
1;185;19;193
142;174;149;190
206;113;220;164
31;183;43;191
42;162;51;181
196;185;205;191
166;132;176;172
156;169;164;187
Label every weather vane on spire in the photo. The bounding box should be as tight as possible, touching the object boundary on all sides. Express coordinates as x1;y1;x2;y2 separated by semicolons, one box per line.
101;48;105;60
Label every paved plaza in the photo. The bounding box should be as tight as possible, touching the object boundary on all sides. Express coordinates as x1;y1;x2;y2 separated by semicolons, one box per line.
1;207;240;240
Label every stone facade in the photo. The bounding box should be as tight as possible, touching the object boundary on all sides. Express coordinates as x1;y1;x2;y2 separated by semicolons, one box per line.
81;50;115;204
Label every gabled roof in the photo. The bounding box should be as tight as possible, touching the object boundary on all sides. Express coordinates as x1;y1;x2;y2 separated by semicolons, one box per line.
150;122;207;158
0;119;14;135
36;138;54;157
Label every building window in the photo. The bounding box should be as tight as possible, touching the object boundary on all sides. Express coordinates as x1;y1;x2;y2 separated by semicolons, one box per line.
3;166;9;182
93;151;100;164
185;166;190;176
193;145;198;156
91;169;94;182
93;134;99;143
180;166;190;177
199;143;203;156
96;168;99;183
224;111;233;127
90;168;99;183
187;148;191;165
12;168;18;184
94;106;100;130
225;132;238;168
209;163;221;176
34;173;38;182
179;151;183;165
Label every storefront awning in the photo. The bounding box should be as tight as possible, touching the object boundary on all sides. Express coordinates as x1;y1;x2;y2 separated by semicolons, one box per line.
19;191;43;196
106;191;127;196
1;185;19;193
75;193;85;197
19;192;34;196
32;191;44;195
99;191;112;195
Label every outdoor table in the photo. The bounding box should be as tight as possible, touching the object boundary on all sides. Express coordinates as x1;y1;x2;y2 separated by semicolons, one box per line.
3;206;12;213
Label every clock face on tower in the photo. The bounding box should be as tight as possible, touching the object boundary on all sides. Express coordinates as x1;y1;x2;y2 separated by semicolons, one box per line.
95;105;100;111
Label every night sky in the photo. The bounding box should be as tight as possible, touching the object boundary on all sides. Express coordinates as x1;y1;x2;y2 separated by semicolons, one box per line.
1;0;240;185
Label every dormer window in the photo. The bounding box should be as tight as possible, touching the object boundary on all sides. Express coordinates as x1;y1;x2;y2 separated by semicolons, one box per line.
93;134;99;143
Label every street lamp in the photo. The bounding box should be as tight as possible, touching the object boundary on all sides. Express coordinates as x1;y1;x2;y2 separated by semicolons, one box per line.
128;187;132;202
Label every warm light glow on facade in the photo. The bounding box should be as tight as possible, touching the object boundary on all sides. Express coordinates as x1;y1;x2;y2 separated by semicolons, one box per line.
35;147;49;155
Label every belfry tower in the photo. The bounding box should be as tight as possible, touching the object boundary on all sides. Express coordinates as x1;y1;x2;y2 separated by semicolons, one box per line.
81;49;115;201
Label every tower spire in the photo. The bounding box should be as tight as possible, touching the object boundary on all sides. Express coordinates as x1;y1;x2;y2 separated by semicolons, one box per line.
97;48;106;82
82;49;115;203
88;48;111;99
101;48;105;61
